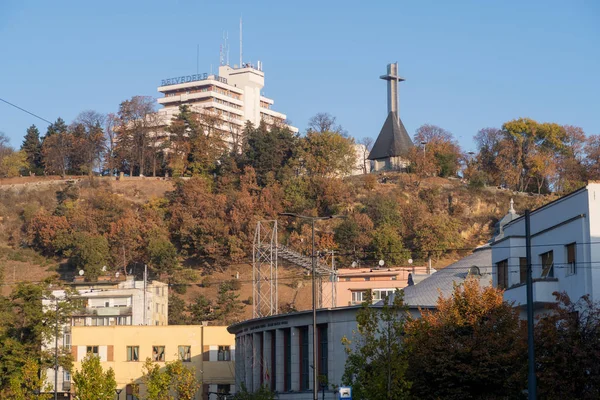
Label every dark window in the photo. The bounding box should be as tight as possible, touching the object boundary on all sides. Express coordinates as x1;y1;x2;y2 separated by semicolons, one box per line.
519;257;527;284
497;260;508;289
127;346;139;362
284;328;291;392
566;243;576;275
300;326;309;391
152;346;165;362
541;251;554;278
86;346;99;356
178;346;191;362
217;384;231;395
270;331;276;392
218;346;231;361
318;324;328;383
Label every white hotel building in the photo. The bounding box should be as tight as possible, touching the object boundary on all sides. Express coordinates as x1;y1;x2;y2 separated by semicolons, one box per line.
156;63;298;136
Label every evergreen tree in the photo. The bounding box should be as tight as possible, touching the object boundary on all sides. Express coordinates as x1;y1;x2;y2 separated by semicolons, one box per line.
20;125;42;174
45;118;68;137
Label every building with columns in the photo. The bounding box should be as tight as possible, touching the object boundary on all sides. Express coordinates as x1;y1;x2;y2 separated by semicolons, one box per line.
229;247;491;399
368;63;414;172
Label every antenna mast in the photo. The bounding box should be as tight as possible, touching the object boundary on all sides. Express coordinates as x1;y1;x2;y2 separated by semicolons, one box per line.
239;17;243;67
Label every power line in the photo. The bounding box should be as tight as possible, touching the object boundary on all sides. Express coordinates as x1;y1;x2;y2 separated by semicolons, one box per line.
0;97;53;125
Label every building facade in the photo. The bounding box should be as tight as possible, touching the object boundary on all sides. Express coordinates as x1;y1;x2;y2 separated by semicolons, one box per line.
70;325;235;400
157;64;298;140
230;248;492;399
491;183;600;318
43;277;168;397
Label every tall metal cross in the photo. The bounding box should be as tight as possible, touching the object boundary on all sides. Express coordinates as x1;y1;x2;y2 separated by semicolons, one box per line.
380;63;405;118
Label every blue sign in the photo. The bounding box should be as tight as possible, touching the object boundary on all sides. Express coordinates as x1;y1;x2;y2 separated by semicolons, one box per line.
160;74;228;87
338;386;352;399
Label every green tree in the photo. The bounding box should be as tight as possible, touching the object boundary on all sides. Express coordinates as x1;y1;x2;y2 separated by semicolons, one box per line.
148;236;179;276
168;294;188;325
215;281;243;324
404;277;526;400
141;357;172;400
370;224;409;265
21;125;43;174
165;360;200;400
233;384;275;400
72;353;117;400
301;118;356;177
0;358;52;399
187;294;215;324
342;290;411;400
69;233;110;281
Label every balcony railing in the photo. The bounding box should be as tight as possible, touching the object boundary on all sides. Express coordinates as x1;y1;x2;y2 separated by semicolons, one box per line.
73;306;132;317
504;278;559;308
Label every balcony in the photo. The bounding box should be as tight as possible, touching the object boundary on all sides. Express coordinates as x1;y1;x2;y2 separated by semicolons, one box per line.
73;306;132;317
503;278;559;308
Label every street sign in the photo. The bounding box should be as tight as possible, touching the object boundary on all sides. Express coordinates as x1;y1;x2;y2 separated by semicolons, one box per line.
339;386;352;399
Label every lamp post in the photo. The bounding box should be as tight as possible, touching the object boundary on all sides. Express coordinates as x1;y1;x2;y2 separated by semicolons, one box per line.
420;141;427;157
279;213;346;400
115;388;122;400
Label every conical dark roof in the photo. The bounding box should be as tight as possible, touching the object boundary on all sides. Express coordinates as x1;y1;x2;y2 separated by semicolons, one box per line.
368;112;414;160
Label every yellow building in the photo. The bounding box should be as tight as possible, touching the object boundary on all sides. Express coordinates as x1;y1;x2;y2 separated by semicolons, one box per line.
70;325;235;399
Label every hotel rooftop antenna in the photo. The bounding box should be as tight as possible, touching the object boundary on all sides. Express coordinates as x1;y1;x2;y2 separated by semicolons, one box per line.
239;16;243;67
226;31;230;66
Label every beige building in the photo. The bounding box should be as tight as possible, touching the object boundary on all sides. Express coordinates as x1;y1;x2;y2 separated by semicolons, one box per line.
70;325;235;400
330;266;431;306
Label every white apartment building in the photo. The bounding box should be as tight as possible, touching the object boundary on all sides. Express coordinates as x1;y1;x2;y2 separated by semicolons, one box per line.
43;276;168;398
156;63;298;138
491;183;600;318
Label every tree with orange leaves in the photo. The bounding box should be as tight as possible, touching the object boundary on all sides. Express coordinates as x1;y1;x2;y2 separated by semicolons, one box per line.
404;277;526;400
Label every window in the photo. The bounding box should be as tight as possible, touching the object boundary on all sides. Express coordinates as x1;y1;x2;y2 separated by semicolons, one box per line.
178;346;191;362
497;260;508;289
127;346;139;362
566;243;576;275
63;370;71;382
126;383;139;400
217;384;231;395
63;331;71;351
351;291;365;304
540;251;554;278
299;327;309;391
344;277;351;282
152;346;165;362
364;277;371;281
519;257;527;284
86;346;99;356
218;345;231;361
318;324;328;382
284;328;291;392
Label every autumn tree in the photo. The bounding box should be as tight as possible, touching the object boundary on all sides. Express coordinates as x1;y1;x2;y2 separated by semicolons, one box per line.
342;290;411;400
584;134;600;180
413;124;462;177
0;358;52;400
359;137;374;174
535;293;600;399
404;278;526;399
72;353;117;400
42;130;74;177
165;360;200;400
21;125;43;175
115;96;157;176
0;150;28;178
72;110;107;175
69;232;110;281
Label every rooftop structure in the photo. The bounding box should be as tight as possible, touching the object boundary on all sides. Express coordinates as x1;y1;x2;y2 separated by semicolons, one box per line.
368;63;414;171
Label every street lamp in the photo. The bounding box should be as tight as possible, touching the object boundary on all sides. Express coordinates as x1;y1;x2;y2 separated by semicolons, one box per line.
420;141;427;157
115;388;122;400
279;212;346;400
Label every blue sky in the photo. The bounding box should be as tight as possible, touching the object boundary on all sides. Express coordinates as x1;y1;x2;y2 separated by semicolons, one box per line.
1;0;598;151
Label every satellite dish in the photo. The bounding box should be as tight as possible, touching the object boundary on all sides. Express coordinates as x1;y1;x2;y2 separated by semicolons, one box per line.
78;270;85;276
102;266;107;272
469;266;481;276
408;259;413;264
115;272;120;278
351;261;358;268
378;259;385;267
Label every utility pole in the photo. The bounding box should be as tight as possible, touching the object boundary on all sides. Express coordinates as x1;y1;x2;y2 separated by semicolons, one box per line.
525;210;537;399
144;264;147;325
311;218;318;400
54;299;59;400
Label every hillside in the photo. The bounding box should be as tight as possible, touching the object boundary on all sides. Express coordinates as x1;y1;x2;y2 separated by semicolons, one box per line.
0;173;554;322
